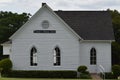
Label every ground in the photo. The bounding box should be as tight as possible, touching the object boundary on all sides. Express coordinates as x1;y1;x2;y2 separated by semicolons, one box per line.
0;78;82;80
0;78;118;80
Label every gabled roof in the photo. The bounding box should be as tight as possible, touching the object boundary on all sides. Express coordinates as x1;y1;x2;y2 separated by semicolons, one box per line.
1;41;11;45
9;3;114;40
9;3;81;40
3;41;11;44
55;11;114;40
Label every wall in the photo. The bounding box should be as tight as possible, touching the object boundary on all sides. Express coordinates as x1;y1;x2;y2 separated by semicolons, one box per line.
10;7;80;70
80;41;111;73
3;44;11;55
10;6;112;72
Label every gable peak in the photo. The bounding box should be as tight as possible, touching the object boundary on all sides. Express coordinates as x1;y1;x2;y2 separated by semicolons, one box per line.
42;3;47;7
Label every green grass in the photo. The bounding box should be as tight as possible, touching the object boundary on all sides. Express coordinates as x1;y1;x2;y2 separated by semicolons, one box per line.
0;78;85;80
0;78;118;80
0;78;89;80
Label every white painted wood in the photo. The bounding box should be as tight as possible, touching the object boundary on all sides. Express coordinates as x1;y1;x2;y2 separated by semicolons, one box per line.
10;6;80;70
2;44;11;55
6;4;113;73
10;4;82;40
80;41;111;73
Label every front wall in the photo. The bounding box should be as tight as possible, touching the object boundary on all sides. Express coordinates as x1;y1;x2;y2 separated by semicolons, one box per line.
10;7;80;70
80;41;111;73
10;7;112;72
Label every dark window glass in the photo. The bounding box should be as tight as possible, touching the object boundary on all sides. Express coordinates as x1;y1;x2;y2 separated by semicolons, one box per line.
90;48;96;65
30;47;37;66
54;47;61;66
34;30;56;33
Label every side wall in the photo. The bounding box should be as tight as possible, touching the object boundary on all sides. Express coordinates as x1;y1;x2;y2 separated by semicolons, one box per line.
80;41;111;73
2;44;11;55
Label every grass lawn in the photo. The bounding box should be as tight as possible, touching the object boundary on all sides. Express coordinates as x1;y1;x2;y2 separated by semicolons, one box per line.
0;78;88;80
0;78;118;80
0;78;89;80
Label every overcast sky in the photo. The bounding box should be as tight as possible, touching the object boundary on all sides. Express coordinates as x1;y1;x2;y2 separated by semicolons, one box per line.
0;0;120;14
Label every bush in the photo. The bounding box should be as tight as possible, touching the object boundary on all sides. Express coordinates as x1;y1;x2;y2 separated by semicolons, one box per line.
2;70;77;78
112;65;120;78
105;72;114;79
83;71;90;74
0;58;12;71
80;73;92;79
77;66;91;79
77;65;87;73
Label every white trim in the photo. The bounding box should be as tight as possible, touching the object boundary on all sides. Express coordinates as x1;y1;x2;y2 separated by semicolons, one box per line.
52;45;62;67
1;44;11;46
41;20;49;29
90;47;97;65
44;5;83;40
30;46;38;66
9;3;83;40
30;45;38;51
9;5;44;39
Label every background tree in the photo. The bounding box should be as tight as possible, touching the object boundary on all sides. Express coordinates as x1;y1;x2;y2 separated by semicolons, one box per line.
108;9;120;65
0;11;31;59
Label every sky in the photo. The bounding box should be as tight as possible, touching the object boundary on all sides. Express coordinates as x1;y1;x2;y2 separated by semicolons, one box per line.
0;0;120;15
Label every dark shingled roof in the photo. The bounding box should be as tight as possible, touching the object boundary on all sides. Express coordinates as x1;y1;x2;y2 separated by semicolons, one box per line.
2;41;12;44
55;11;114;40
1;41;12;45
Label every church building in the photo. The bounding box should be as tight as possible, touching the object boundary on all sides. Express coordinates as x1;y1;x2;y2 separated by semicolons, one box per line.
1;3;114;73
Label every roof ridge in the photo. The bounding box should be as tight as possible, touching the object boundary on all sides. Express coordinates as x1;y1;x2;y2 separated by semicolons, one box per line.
54;11;108;12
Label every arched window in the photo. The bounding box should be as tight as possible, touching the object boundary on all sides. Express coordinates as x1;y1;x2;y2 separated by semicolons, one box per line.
90;48;96;65
30;47;37;66
53;47;60;66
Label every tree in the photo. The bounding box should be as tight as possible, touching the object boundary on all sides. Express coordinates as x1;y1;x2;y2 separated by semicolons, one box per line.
0;11;31;59
108;9;120;65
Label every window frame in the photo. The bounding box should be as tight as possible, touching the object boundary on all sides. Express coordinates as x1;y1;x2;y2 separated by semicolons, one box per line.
41;20;49;29
90;47;97;65
30;46;38;66
53;47;61;66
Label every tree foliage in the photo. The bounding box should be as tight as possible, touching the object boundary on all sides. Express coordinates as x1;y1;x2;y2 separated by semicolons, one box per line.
108;10;120;65
0;11;30;43
0;11;31;59
77;65;87;73
0;58;12;71
112;65;120;78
